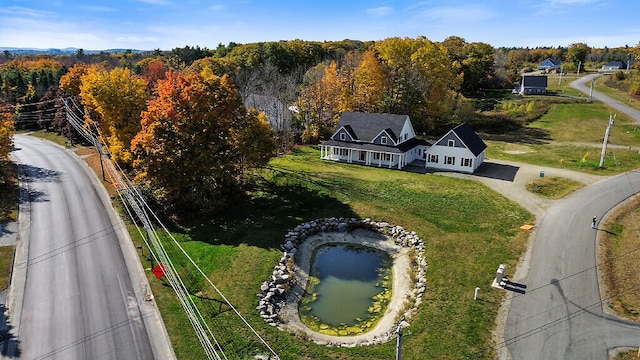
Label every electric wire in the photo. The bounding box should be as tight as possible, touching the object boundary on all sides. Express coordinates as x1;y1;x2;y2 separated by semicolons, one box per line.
58;100;278;359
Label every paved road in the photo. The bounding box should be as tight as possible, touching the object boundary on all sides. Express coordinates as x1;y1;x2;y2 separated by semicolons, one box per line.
570;74;640;123
504;170;640;359
502;76;640;359
6;135;174;359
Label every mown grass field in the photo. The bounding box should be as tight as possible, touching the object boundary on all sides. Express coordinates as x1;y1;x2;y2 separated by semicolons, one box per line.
21;72;640;359
135;147;533;359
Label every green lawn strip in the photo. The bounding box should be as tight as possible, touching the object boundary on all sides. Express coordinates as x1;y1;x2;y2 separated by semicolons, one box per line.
0;246;15;291
525;176;584;199
142;146;532;359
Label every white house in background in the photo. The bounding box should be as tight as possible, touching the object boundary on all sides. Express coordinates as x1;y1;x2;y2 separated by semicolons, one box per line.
538;58;562;72
320;112;487;174
424;122;487;173
320;112;429;170
601;60;628;71
519;75;548;95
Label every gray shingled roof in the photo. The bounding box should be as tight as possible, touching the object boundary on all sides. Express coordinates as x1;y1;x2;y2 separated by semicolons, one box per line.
451;122;487;156
522;76;548;88
336;112;408;143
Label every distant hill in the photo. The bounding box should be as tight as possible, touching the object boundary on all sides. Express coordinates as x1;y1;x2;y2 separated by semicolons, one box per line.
0;47;146;56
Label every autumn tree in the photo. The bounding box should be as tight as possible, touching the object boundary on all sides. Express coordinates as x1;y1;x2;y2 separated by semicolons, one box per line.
80;66;148;166
59;64;89;96
0;99;14;174
375;36;460;132
567;43;591;72
131;71;276;217
352;49;385;112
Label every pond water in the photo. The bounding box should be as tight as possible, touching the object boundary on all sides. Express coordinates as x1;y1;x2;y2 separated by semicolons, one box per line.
300;244;392;327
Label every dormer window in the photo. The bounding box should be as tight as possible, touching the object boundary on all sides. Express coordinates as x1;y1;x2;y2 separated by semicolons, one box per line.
340;133;346;140
448;139;455;147
381;136;387;145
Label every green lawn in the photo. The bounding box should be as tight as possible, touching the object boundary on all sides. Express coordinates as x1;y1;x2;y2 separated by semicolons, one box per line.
485;100;640;175
138;146;533;360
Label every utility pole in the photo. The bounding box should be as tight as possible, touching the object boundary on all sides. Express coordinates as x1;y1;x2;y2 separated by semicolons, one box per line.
599;113;615;168
558;67;563;86
395;320;403;360
577;61;582;76
96;140;106;181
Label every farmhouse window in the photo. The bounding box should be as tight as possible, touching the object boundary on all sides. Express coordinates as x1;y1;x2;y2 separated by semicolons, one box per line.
448;139;455;147
381;136;387;145
462;158;472;167
428;154;438;163
340;133;346;140
445;156;455;165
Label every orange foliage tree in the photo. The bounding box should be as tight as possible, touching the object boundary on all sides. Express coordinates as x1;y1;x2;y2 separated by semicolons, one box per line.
131;71;276;217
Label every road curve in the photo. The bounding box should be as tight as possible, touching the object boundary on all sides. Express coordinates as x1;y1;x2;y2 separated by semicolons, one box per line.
502;77;640;359
504;170;640;359
570;74;640;123
6;135;174;360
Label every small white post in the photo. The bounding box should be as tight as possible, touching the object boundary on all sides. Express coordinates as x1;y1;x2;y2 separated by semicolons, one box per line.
474;287;480;300
496;264;505;285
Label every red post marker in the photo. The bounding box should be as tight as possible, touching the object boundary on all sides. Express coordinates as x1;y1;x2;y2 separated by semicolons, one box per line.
152;263;167;279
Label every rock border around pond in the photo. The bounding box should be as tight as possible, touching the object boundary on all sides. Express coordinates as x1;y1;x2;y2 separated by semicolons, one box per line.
257;217;427;347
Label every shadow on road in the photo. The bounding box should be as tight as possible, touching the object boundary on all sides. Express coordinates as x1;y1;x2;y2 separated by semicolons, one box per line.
0;304;21;357
503;279;527;294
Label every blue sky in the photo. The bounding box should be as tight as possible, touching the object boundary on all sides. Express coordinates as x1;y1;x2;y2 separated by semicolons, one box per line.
1;0;638;50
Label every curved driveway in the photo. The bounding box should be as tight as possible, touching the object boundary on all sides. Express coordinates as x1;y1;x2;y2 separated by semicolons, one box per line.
502;76;640;359
6;135;173;359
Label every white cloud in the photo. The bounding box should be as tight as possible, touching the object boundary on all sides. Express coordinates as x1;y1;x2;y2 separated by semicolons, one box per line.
408;4;496;24
80;5;117;13
545;0;599;5
366;6;393;17
136;0;172;6
0;6;55;18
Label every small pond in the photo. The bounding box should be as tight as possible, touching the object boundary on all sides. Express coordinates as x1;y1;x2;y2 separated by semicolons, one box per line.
299;243;393;335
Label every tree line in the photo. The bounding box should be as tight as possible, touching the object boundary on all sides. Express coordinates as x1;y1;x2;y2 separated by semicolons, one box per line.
1;37;639;220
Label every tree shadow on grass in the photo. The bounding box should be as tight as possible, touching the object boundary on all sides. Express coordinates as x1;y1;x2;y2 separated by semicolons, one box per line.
184;174;358;250
481;127;553;145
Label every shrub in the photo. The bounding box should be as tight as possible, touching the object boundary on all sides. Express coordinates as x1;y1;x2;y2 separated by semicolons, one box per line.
630;81;640;96
614;70;626;81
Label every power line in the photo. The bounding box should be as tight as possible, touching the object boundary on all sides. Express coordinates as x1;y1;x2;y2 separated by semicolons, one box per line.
59;100;279;359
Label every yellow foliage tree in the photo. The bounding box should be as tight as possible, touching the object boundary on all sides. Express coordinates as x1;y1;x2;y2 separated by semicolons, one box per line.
353;49;385;112
80;67;149;166
0;103;14;161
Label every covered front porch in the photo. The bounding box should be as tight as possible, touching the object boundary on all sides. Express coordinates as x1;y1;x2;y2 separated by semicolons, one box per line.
319;145;407;169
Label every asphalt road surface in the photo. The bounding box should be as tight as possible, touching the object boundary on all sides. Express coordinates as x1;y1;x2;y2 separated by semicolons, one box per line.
7;135;173;360
503;77;640;359
570;74;640;123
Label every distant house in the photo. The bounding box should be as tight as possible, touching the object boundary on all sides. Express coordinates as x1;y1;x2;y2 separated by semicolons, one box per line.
244;94;292;132
320;112;487;174
538;58;561;72
601;60;628;71
519;75;548;95
424;122;487;173
320;112;429;170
